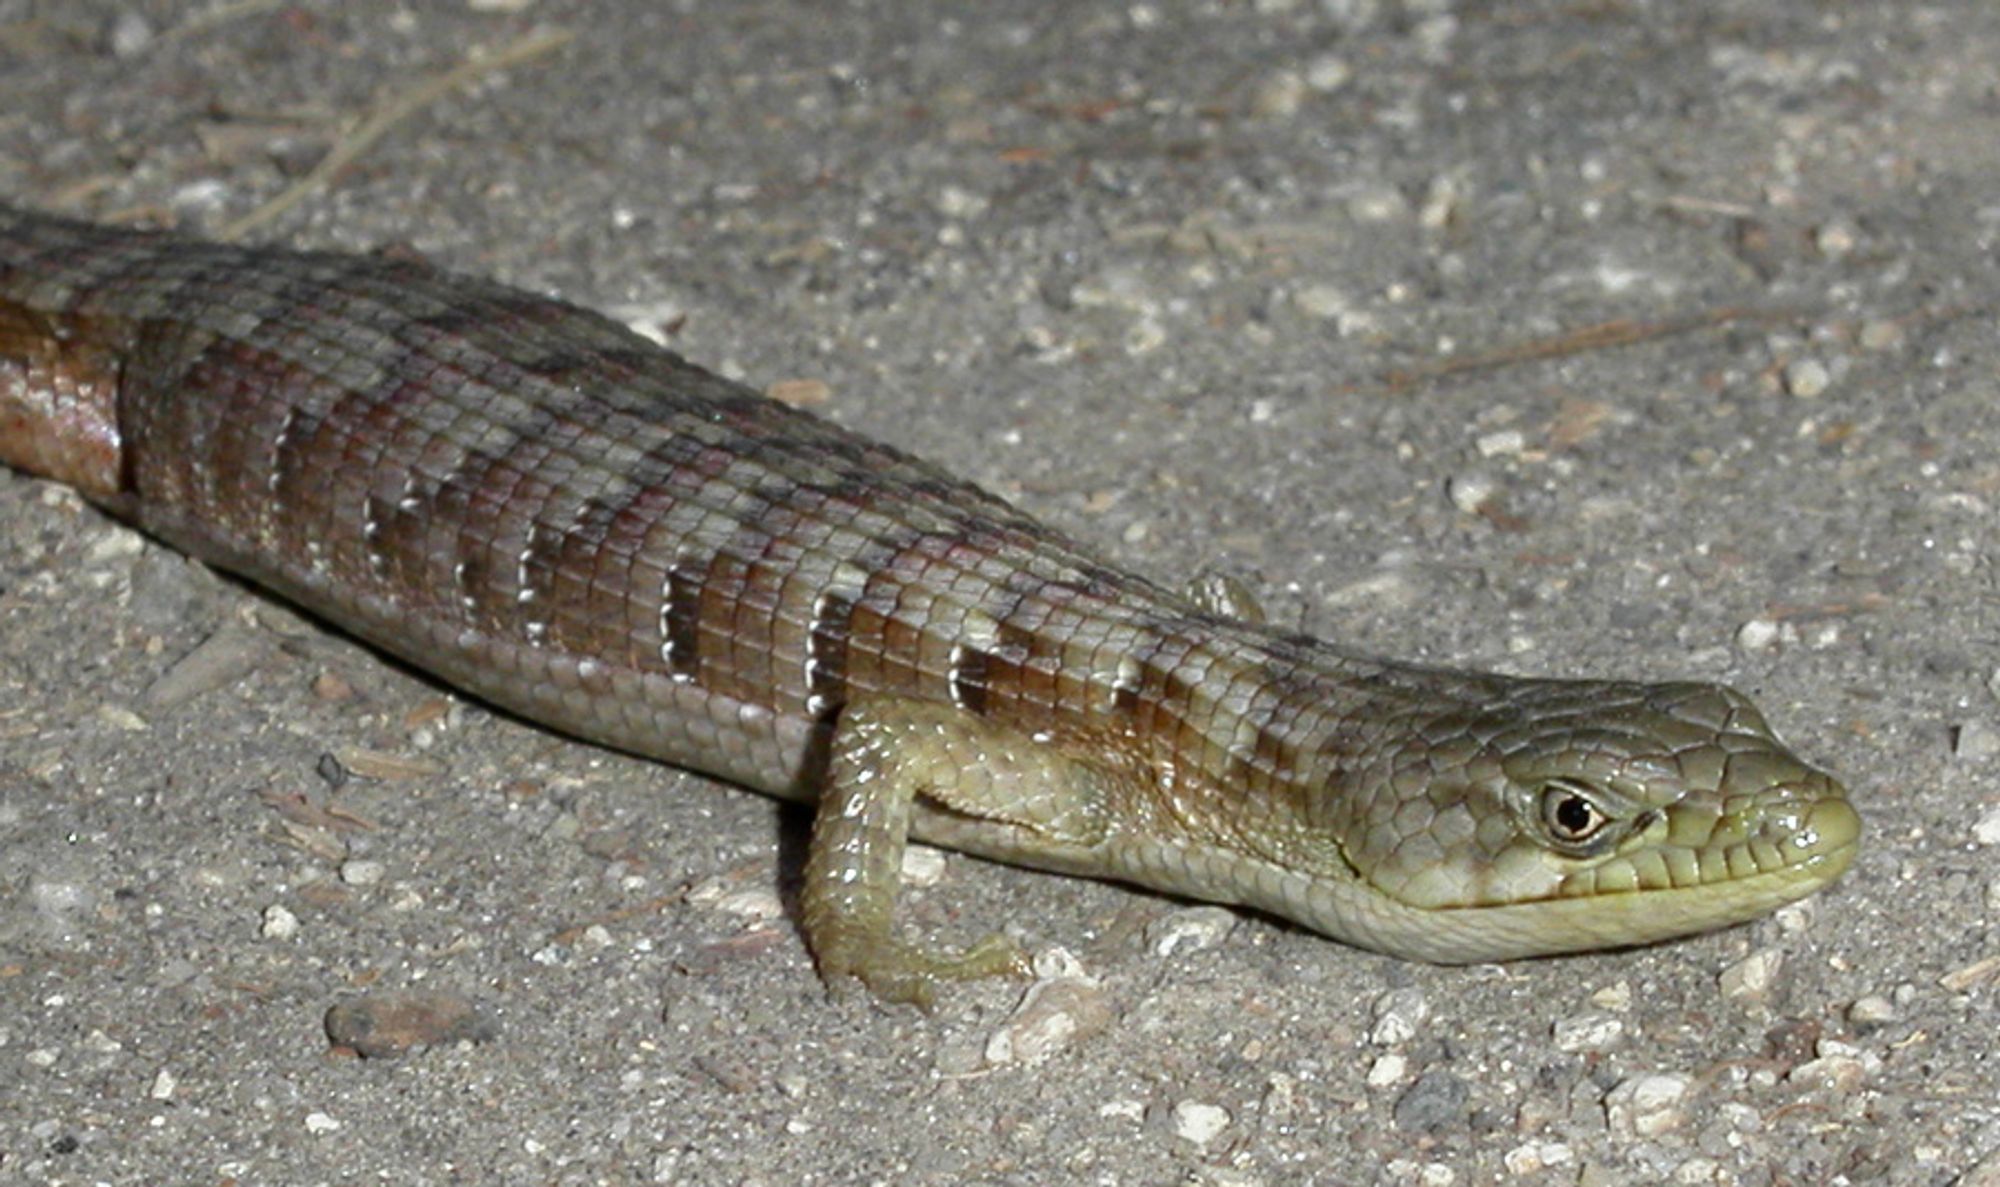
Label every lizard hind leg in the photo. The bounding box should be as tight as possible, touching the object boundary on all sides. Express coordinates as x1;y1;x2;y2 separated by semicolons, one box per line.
799;694;1113;1007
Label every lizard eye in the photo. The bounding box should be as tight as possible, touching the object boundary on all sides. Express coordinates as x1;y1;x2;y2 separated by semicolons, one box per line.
1538;780;1612;846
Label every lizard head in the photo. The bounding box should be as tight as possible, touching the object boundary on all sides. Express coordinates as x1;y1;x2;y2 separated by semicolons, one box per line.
1306;679;1860;962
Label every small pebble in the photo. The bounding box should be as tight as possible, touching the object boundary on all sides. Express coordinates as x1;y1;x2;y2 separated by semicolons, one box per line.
1099;1098;1146;1123
97;705;150;732
708;887;786;924
1294;283;1353;320
1720;949;1784;1002
1813;220;1858;257
334;747;443;781
1145;906;1238;957
304;1112;342;1135
1784;358;1832;397
1393;1070;1468;1133
1773;900;1815;935
1347;183;1410;223
1503;1141;1574;1175
86;524;146;562
1367;1051;1408;1087
148;1068;177;1101
1420;174;1464;230
1956;721;2000;764
82;1029;122;1055
142;624;268;709
339;859;386;886
1971;804;2000;845
984;950;1111;1067
30;877;98;926
1858;319;1904;352
935;184;988;219
324;991;499;1059
106;10;154;56
1263;1074;1298;1119
900;846;947;887
1552;1011;1625;1053
1735;618;1782;653
1790;1053;1868;1093
1604;1073;1691;1138
1306;55;1352;91
1170;1100;1232;1146
1446;472;1496;515
312;671;356;702
1251;69;1309;118
260;904;300;940
1370;987;1430;1046
1590;981;1633;1011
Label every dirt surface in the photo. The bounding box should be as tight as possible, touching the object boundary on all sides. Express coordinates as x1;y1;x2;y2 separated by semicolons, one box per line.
2;2;1996;1183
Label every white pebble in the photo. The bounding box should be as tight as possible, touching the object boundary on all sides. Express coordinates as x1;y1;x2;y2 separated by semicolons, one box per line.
1146;906;1239;957
260;904;300;940
1446;472;1496;515
710;888;786;923
1347;183;1410;223
1170;1100;1232;1145
1604;1073;1691;1138
304;1112;342;1135
83;1029;123;1054
149;1068;178;1100
1814;220;1858;258
1552;1011;1625;1052
1590;981;1633;1011
1370;987;1429;1046
1973;804;2000;845
935;185;988;220
985;954;1110;1067
1968;722;2000;763
1294;283;1353;320
1720;949;1784;1002
1367;1051;1407;1087
1734;617;1782;652
29;878;97;924
1503;1141;1574;1175
1859;319;1904;352
1251;70;1309;118
339;859;386;886
1306;55;1352;91
900;845;948;886
1784;358;1832;398
107;11;155;57
1790;1054;1868;1093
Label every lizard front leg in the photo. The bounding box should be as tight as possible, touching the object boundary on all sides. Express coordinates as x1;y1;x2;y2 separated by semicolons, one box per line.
800;695;1119;1007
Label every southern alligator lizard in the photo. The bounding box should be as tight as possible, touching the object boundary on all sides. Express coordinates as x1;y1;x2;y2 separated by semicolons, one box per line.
0;204;1859;1004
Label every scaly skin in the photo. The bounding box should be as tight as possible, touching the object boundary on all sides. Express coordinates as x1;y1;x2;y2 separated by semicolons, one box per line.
0;204;1859;1004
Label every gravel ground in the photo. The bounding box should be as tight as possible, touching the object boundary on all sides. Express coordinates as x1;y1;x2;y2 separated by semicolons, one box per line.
2;2;1998;1184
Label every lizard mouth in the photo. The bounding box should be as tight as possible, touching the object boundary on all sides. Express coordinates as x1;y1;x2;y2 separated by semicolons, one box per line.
1553;793;1862;899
